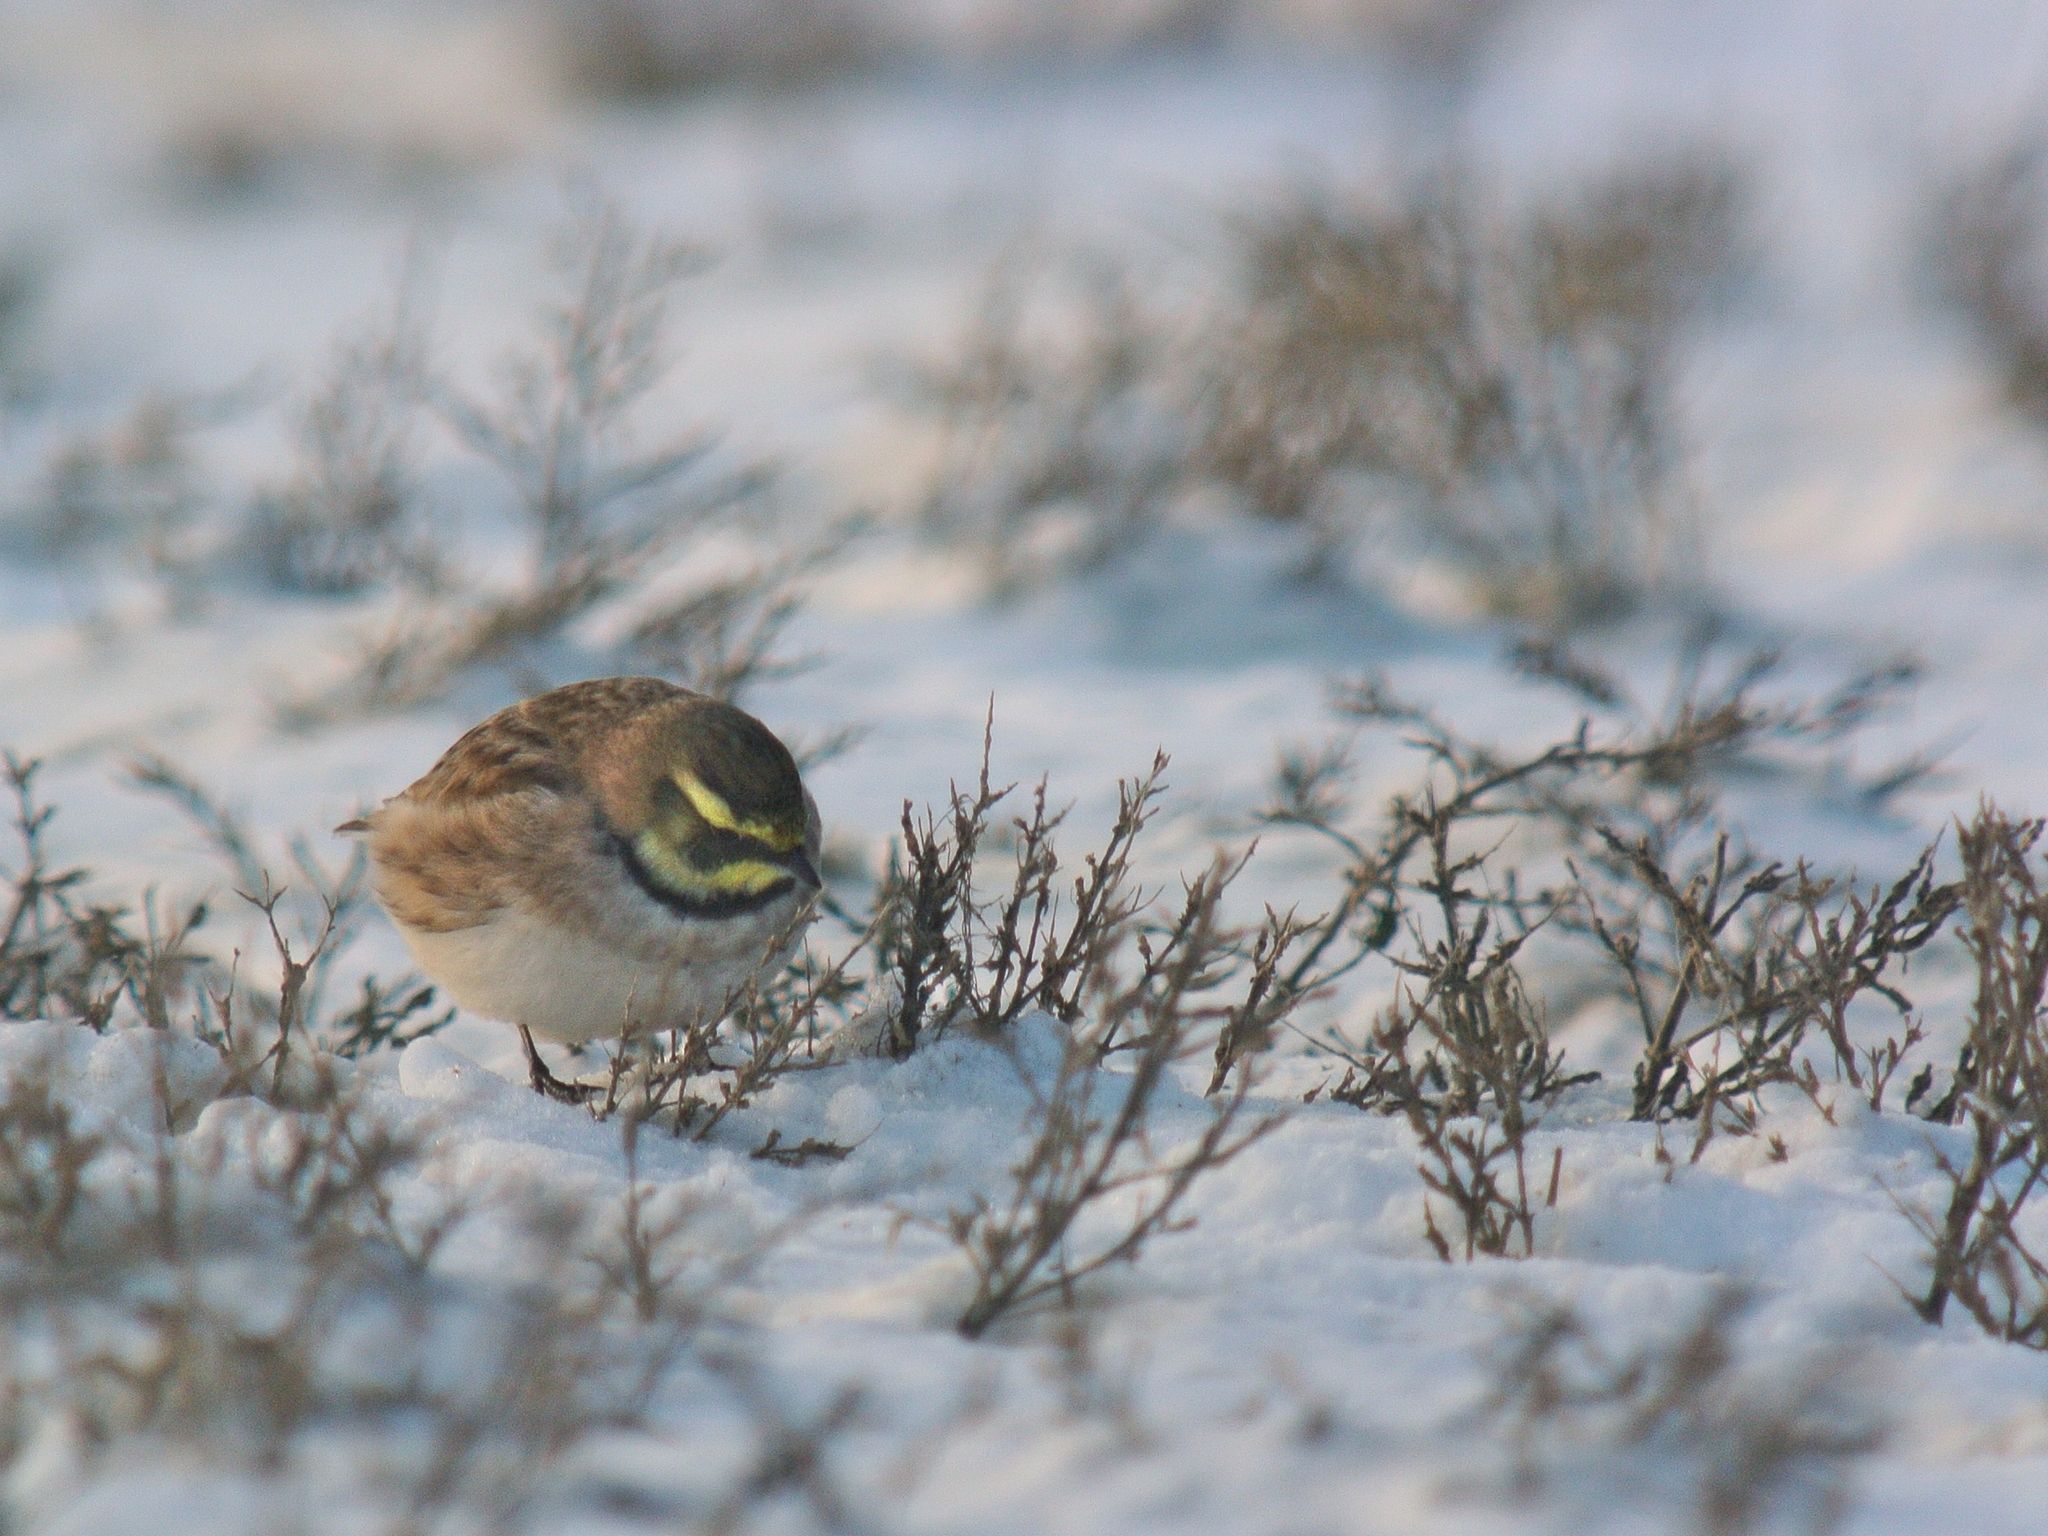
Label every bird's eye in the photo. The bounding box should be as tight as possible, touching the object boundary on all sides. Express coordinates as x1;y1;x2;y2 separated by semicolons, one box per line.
672;772;800;852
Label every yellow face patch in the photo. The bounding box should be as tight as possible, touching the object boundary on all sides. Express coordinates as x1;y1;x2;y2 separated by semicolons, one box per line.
673;773;801;852
699;858;794;895
631;831;790;901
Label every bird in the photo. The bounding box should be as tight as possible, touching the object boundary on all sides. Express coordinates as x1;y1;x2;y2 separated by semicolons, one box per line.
339;677;823;1101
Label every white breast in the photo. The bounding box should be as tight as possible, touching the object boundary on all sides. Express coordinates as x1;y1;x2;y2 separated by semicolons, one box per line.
399;899;801;1046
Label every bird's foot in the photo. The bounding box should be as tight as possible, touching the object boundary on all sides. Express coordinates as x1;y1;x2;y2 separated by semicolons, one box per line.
519;1026;599;1105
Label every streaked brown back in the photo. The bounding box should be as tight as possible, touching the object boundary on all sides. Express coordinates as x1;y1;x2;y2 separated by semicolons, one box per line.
400;677;700;806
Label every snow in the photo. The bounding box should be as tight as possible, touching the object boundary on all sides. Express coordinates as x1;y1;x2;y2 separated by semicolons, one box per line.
8;0;2048;1530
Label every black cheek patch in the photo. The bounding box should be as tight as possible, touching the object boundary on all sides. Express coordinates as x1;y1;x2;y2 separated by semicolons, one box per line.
609;832;795;921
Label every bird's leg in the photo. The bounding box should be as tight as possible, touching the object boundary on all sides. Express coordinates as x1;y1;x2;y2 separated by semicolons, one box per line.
519;1025;596;1104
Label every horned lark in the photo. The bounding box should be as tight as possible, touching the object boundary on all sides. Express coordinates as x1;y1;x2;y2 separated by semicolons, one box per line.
341;677;822;1099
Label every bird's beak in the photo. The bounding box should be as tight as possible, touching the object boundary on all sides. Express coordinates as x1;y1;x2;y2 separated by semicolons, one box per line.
786;848;823;891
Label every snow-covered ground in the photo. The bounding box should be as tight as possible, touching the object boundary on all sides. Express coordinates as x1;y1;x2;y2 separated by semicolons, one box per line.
6;1;2048;1531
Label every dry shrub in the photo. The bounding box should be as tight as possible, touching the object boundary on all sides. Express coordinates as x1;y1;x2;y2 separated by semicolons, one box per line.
124;751;450;1064
0;755;211;1034
1;394;214;585
1577;829;1953;1123
7;201;819;707
617;534;850;703
1898;804;2048;1344
1260;635;1983;1268
1197;156;1740;615
866;717;1315;1067
436;207;720;580
0;1049;835;1533
947;873;1287;1338
902;154;1743;623
871;730;1177;1057
1315;800;1586;1259
544;0;1551;99
544;0;1305;99
2;748;451;1088
550;0;892;100
1339;986;1566;1261
1270;638;1927;994
278;200;823;725
851;728;1302;1334
900;252;1182;595
0;1002;468;1504
1926;144;2048;429
1479;1287;1879;1535
249;284;439;595
0;1054;105;1257
1276;638;1953;1150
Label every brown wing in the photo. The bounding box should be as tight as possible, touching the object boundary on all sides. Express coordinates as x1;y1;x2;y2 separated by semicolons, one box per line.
398;677;700;807
363;680;702;934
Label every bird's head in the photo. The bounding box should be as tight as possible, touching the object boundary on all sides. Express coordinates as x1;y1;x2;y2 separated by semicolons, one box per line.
597;698;820;913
